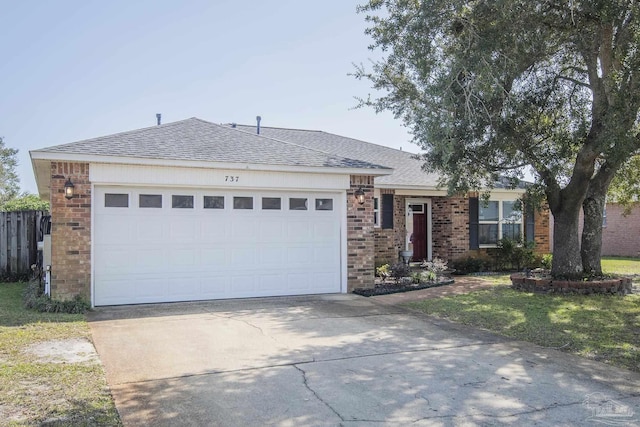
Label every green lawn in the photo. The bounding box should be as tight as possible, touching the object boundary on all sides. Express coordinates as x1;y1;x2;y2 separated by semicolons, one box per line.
0;282;121;426
601;256;640;275
408;258;640;372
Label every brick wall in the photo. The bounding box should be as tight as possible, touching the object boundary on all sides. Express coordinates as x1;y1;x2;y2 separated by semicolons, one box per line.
373;191;407;265
347;176;375;291
432;196;470;261
550;203;640;257
532;204;551;254
602;204;640;257
50;162;91;301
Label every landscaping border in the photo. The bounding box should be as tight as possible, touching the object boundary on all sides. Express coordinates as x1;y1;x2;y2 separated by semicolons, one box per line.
510;273;633;295
353;278;455;297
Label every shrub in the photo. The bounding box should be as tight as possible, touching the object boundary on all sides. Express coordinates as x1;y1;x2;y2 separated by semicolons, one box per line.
450;257;488;275
376;263;391;279
488;238;537;271
23;281;90;314
411;272;422;284
389;262;411;283
541;253;553;270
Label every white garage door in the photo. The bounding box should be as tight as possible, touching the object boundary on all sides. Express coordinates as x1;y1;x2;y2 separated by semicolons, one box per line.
93;186;342;306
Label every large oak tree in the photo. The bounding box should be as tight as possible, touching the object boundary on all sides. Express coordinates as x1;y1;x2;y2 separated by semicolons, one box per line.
355;0;640;278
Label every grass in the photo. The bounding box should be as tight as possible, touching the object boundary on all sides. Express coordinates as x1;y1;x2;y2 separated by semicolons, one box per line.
601;256;640;276
0;282;121;426
407;258;640;372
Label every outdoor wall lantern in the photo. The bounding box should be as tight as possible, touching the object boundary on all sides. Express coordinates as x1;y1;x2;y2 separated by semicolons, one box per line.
355;186;365;205
64;178;75;200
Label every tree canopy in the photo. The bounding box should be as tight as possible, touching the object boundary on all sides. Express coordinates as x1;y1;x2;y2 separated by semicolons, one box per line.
356;0;640;277
0;137;19;206
0;193;49;212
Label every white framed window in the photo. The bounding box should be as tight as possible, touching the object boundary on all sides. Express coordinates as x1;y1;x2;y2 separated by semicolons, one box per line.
479;200;523;246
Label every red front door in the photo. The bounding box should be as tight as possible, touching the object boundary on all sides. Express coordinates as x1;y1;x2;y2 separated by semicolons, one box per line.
412;208;427;262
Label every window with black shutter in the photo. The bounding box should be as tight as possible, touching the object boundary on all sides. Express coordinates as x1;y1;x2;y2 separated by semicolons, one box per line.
381;194;394;229
469;197;479;249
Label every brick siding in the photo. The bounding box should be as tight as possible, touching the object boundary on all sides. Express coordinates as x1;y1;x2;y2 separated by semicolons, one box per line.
432;196;470;261
50;162;91;301
550;203;640;257
347;176;375;291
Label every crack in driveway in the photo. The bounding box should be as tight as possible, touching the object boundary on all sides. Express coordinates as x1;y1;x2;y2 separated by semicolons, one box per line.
294;364;346;422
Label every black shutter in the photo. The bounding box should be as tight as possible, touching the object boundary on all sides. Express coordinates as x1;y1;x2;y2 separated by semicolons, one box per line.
381;194;394;229
525;203;535;244
469;197;479;249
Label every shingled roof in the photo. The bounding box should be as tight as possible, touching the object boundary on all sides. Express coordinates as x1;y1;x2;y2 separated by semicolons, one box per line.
232;124;441;188
31;118;389;171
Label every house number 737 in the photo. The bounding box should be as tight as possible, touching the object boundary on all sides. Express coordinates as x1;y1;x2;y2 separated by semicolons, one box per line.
225;176;239;182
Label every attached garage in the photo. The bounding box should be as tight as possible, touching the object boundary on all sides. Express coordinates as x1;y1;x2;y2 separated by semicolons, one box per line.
30;117;389;306
93;186;343;305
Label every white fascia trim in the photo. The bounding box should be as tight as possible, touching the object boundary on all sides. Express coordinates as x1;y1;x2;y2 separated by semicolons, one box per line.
29;151;393;177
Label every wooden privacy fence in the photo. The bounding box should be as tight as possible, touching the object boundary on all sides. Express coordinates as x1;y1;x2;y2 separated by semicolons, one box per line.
0;211;47;278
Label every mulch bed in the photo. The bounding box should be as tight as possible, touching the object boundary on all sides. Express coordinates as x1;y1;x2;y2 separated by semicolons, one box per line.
353;278;455;297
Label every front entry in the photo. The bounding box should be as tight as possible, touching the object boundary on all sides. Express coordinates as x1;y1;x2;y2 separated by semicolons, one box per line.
408;202;430;262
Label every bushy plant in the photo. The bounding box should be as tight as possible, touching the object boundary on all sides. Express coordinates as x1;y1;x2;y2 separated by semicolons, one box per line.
421;257;448;274
450;257;488;275
23;281;90;314
411;272;422;284
541;253;553;270
389;262;411;283
489;238;537;271
376;263;391;279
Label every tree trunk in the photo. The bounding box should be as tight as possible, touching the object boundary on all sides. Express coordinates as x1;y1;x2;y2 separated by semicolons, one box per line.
581;194;605;276
551;207;583;278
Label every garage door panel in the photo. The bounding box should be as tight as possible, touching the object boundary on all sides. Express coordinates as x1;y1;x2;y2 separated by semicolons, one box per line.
136;218;166;242
94;187;342;306
259;274;287;292
200;275;231;298
135;248;168;270
94;215;133;245
169;220;198;242
166;276;200;298
287;221;312;242
257;245;285;266
231;221;257;240
201;221;230;241
230;275;257;294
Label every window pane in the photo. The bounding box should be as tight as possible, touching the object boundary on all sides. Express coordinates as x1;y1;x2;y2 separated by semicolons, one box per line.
502;201;521;222
479;201;499;221
262;197;281;210
374;197;379;210
502;223;522;241
139;194;162;208
105;193;128;208
289;198;308;210
204;196;224;209
315;199;333;211
233;196;253;210
479;224;498;245
172;195;194;209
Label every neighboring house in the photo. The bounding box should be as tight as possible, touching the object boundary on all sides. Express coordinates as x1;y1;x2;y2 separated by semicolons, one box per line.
30;117;550;306
549;202;640;257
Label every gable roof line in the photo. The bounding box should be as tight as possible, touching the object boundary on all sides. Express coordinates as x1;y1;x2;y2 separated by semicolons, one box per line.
232;123;418;156
228;124;389;170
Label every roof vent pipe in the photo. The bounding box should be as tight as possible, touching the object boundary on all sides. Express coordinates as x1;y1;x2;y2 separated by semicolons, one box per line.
256;116;261;134
156;113;162;126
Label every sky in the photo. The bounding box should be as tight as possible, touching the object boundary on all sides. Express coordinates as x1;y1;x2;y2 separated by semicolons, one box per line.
0;0;414;194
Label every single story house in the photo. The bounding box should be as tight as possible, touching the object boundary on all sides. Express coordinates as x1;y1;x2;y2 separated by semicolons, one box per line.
30;117;550;306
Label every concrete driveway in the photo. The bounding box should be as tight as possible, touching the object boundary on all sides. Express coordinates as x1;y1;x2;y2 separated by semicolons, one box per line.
88;294;640;426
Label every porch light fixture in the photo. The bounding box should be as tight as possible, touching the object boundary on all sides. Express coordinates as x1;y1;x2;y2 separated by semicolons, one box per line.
64;178;75;200
354;186;365;205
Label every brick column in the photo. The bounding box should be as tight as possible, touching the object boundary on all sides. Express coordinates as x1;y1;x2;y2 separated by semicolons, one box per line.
347;175;375;291
534;204;551;254
50;162;91;301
